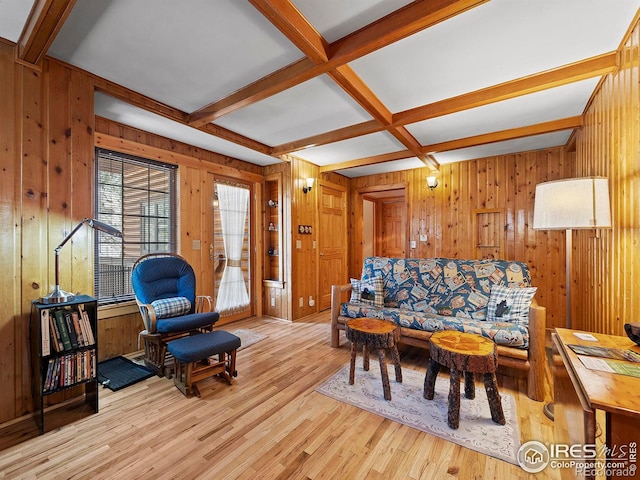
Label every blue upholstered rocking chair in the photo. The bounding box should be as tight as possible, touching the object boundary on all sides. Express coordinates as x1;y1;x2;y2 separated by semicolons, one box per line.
131;253;219;376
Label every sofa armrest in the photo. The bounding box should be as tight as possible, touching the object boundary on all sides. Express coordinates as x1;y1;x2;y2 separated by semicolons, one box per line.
526;297;546;401
331;283;352;347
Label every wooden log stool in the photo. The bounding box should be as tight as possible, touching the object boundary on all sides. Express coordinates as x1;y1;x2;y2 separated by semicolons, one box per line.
345;318;402;401
423;331;505;429
167;330;241;397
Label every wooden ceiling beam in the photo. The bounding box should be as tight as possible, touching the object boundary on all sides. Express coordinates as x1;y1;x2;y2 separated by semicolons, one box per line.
329;65;393;125
272;120;383;155
92;81;273;156
423;116;584;153
189;0;488;126
248;0;329;64
18;0;76;65
394;52;618;126
319;150;413;173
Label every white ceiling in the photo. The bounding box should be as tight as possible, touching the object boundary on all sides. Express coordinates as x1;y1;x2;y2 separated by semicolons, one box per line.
2;0;639;177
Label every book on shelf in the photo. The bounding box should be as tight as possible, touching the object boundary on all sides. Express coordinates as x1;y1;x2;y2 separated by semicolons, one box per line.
53;309;72;351
40;309;50;356
71;311;85;347
79;307;95;345
49;312;63;352
63;311;79;349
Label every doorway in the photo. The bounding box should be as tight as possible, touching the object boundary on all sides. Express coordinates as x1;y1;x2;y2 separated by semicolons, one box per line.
362;188;407;258
318;181;348;311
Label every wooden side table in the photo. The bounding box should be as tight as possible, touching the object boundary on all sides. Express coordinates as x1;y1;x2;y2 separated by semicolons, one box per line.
423;331;505;429
345;318;402;401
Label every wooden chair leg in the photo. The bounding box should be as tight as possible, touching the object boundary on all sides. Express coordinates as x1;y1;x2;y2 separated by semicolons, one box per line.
423;359;440;400
464;371;475;399
349;341;357;385
390;345;402;383
448;369;461;429
377;348;391;401
483;372;505;425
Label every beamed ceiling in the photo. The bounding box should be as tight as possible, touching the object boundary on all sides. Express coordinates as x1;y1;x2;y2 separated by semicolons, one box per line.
3;0;640;177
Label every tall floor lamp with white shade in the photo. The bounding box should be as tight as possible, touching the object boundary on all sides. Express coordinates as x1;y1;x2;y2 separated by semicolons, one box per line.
532;176;612;420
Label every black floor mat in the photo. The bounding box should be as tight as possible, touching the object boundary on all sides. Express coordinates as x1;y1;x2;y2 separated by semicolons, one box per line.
98;356;155;391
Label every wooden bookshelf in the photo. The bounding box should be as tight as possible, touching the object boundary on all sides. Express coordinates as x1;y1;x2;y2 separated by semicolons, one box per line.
30;295;99;434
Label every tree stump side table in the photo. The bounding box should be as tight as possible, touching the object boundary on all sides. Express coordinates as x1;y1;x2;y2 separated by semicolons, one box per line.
423;330;505;429
345;318;402;401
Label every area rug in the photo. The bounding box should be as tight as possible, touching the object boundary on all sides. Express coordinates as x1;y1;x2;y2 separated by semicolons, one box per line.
316;363;520;465
230;329;267;351
98;356;155;391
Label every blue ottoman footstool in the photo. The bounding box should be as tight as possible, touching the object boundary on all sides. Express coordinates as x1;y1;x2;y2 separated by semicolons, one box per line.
167;330;241;397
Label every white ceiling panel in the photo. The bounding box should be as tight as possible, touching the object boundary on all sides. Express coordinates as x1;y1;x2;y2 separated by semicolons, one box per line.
49;0;303;113
336;158;426;178
3;1;638;177
94;92;279;167
295;131;405;166
351;0;640;112
407;77;600;146
213;74;373;146
291;0;413;43
432;131;573;165
0;0;35;42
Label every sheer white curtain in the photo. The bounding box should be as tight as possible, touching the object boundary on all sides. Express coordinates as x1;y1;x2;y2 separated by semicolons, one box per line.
215;184;250;312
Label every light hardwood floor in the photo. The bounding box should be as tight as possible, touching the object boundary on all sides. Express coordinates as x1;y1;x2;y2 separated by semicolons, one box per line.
0;313;559;479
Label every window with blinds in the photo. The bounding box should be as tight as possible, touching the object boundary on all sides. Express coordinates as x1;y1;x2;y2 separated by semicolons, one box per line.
94;148;177;304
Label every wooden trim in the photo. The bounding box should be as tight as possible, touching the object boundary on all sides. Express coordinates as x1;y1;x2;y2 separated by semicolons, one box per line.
394;52;618;126
423;116;584;153
249;0;329;64
18;0;76;65
319;151;413;173
95;133;264;183
272;120;383;155
189;0;488;125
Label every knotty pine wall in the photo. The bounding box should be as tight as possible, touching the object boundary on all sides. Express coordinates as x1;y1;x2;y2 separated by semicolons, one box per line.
0;41;264;424
572;18;640;335
348;148;574;330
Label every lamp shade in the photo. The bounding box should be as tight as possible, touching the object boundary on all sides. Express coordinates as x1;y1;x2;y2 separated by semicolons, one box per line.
533;177;612;230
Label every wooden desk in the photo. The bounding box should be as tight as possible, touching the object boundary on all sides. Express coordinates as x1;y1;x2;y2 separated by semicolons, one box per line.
553;328;640;480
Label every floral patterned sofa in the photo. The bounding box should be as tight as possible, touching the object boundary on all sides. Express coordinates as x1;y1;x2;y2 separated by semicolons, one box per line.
330;256;546;401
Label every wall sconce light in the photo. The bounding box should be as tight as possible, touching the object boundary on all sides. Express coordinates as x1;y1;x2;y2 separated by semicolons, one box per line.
426;175;438;190
40;218;123;304
302;177;315;194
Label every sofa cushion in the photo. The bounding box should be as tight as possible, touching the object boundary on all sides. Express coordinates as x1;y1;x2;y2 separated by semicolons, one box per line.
349;276;384;308
360;257;532;320
341;302;528;348
486;285;537;326
151;296;192;319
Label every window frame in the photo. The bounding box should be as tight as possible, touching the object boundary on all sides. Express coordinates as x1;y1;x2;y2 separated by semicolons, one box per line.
94;147;177;305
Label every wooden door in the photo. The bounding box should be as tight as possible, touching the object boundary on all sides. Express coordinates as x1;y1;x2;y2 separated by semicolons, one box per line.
318;182;347;311
378;197;406;257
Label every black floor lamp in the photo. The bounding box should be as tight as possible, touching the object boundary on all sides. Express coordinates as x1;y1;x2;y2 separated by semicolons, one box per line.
532;176;612;420
40;218;123;304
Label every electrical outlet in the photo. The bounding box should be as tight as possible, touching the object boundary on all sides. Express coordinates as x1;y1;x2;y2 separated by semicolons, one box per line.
299;297;303;307
410;240;417;249
420;234;428;242
309;296;315;307
271;297;275;307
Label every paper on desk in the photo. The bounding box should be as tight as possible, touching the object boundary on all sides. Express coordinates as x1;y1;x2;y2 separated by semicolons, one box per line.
578;355;640;378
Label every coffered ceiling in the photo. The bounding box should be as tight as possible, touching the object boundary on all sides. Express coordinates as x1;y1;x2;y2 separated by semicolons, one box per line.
3;0;639;177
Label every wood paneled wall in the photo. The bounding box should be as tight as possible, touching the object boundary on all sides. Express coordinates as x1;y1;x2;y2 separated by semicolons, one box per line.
573;18;640;335
0;42;264;424
348;149;574;329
